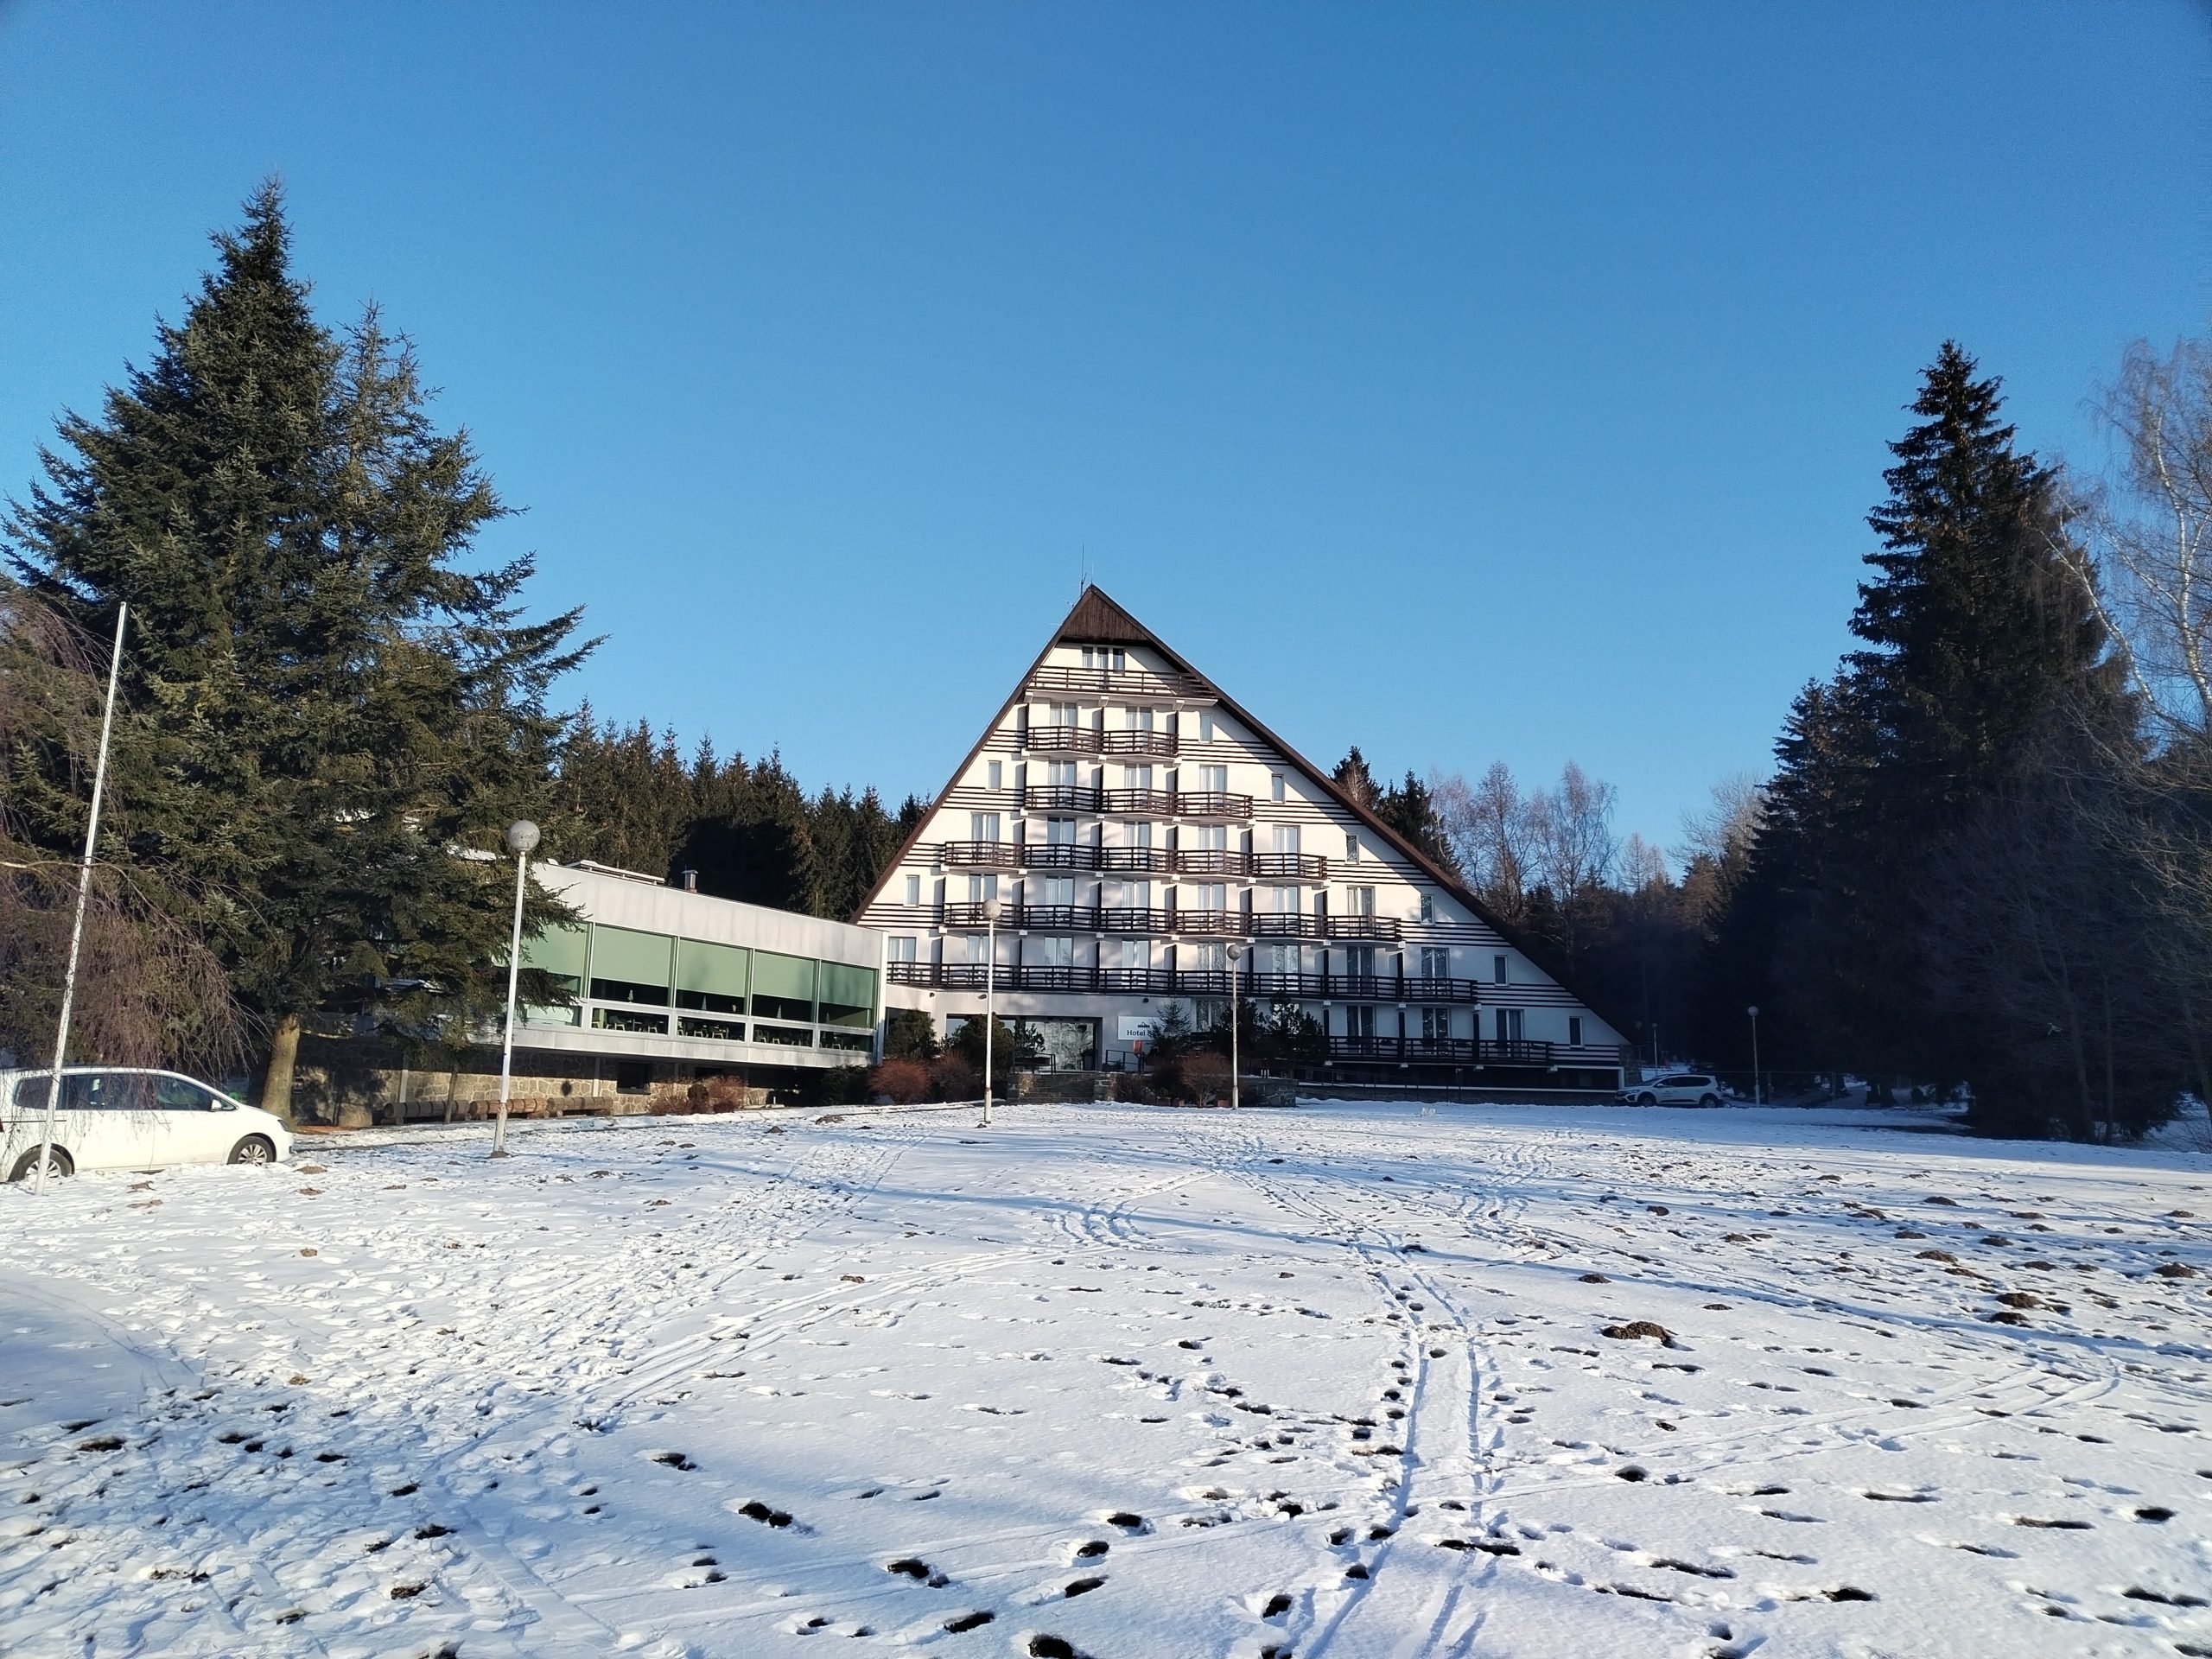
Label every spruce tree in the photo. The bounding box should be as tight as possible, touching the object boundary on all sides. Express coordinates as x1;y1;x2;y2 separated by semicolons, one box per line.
6;184;587;1113
1708;344;2116;1095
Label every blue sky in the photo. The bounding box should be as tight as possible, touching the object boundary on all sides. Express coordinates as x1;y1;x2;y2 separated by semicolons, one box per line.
3;3;2207;855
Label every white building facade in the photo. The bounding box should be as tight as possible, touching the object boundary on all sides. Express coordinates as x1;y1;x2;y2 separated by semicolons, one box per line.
859;588;1630;1090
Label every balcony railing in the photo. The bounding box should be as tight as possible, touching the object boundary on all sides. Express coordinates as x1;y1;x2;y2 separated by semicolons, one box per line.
1020;842;1097;871
1027;725;1102;754
1249;913;1319;939
1325;1036;1556;1066
1101;787;1178;817
1027;664;1209;701
1175;791;1254;820
1325;913;1402;942
1169;849;1329;881
939;839;1021;869
1024;784;1102;812
882;959;1482;1003
1103;729;1177;758
1101;845;1175;874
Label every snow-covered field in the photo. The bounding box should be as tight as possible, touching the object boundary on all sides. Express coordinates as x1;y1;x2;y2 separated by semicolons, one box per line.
2;1100;2207;1659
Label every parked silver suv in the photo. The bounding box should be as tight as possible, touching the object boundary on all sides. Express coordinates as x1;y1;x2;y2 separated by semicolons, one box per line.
1619;1072;1725;1108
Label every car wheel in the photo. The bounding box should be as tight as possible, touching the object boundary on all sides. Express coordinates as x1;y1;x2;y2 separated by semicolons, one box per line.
227;1135;276;1166
1698;1093;1719;1108
10;1145;73;1182
1635;1091;1656;1106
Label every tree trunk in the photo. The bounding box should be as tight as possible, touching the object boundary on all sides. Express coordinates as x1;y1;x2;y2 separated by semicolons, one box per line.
262;1013;302;1121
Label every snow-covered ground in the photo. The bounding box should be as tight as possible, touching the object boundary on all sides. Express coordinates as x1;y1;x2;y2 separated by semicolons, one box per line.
2;1100;2207;1659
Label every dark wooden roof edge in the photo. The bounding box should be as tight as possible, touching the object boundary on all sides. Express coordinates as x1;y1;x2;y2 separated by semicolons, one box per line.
853;584;1635;1046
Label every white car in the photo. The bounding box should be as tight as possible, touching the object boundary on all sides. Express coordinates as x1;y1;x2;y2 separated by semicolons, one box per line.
1620;1072;1726;1108
0;1067;291;1181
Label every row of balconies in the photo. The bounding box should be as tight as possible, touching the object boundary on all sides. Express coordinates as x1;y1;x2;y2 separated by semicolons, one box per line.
1023;727;1179;758
1026;664;1212;702
1014;784;1254;819
887;963;1470;1000
938;841;1327;881
932;901;1400;941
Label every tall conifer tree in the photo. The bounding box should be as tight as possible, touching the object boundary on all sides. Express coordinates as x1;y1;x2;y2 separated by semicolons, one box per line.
6;184;588;1111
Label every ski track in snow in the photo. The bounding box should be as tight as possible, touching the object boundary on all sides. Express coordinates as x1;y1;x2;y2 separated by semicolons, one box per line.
1;1101;2207;1658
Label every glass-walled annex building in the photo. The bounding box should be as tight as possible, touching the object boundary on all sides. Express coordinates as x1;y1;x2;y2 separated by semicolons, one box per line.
509;861;886;1097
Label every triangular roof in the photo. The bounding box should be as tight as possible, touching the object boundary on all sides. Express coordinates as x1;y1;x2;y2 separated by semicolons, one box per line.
860;584;1630;1035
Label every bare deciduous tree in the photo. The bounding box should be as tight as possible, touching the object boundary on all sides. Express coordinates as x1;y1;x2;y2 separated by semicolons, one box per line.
0;582;245;1074
1432;760;1535;921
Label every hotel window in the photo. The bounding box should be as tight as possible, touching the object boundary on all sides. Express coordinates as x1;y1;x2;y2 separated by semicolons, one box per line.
1082;646;1127;673
1346;832;1361;862
1189;882;1228;913
1039;876;1076;906
818;962;877;1029
1421;946;1449;979
1272;823;1300;855
1419;893;1434;923
1046;817;1077;846
1046;701;1078;728
588;925;674;1007
986;759;1002;791
904;874;921;906
887;937;917;963
1262;884;1300;915
1493;953;1509;984
971;811;1001;842
1046;760;1077;789
968;873;999;904
1032;935;1076;969
675;938;750;1016
1421;1007;1452;1042
1198;711;1217;742
1125;705;1153;732
1497;1007;1524;1042
1125;878;1153;911
1262;943;1299;975
1347;885;1376;916
1192;822;1227;852
1345;1004;1376;1039
1122;764;1154;789
1196;764;1228;793
751;950;817;1024
1270;772;1286;802
1568;1015;1584;1046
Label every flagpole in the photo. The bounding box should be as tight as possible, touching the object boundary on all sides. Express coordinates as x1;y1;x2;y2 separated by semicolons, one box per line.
33;603;127;1194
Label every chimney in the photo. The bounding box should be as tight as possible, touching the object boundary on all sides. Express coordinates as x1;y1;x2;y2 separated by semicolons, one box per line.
681;868;698;893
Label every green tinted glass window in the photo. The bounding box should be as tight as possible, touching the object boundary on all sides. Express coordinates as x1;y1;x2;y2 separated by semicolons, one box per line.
676;940;750;1015
522;923;588;979
817;962;876;1028
751;951;816;1022
591;926;674;1007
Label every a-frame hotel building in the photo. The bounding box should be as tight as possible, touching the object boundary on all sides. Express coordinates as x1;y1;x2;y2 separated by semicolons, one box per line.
858;588;1630;1091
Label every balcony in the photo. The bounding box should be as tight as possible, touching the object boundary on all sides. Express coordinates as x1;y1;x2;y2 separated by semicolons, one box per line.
1027;664;1208;701
1020;842;1097;872
1325;1036;1556;1066
1027;725;1102;754
1103;729;1177;758
883;958;1484;1003
1170;849;1330;881
1102;787;1178;817
1100;845;1175;874
1324;913;1402;942
1175;791;1254;821
1101;906;1175;934
939;839;1021;870
1249;913;1319;940
1173;908;1240;937
1024;784;1102;813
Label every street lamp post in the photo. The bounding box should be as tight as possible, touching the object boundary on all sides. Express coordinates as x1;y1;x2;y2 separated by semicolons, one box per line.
1227;942;1244;1110
981;896;1001;1127
1747;1004;1762;1107
492;820;541;1158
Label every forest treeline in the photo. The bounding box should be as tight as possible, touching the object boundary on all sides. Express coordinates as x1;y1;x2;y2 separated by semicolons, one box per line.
4;188;2206;1140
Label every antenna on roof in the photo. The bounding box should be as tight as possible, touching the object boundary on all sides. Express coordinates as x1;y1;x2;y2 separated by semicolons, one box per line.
1078;543;1089;597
